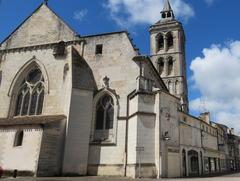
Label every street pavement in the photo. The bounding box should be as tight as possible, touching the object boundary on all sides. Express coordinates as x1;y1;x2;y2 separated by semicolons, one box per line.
1;173;240;181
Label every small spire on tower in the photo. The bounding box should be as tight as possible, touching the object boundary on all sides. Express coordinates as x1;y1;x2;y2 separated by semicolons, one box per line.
163;0;172;12
161;0;175;21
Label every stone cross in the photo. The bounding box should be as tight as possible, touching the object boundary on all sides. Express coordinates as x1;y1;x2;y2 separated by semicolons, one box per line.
44;0;48;5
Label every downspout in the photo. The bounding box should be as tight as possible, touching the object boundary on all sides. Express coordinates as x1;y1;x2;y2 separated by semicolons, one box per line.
158;92;162;178
201;130;204;175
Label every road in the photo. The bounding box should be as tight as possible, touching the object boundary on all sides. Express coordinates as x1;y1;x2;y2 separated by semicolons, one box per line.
1;173;240;181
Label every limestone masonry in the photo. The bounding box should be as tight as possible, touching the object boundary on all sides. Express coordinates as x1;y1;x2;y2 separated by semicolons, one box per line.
0;0;239;178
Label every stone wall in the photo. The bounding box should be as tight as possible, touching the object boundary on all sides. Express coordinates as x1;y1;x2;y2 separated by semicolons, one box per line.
63;89;93;175
37;120;65;176
0;4;76;50
0;125;42;176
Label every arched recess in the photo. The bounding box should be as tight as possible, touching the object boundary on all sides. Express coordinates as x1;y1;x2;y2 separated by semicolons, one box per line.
8;57;49;117
167;56;174;75
90;88;119;144
158;57;164;75
188;150;199;176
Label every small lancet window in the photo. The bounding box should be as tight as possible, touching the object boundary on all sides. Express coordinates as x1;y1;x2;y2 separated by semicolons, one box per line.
158;57;164;75
167;12;172;18
168;57;173;75
167;32;174;48
53;41;66;57
162;12;166;19
158;34;164;51
95;94;114;130
14;130;24;147
15;67;45;116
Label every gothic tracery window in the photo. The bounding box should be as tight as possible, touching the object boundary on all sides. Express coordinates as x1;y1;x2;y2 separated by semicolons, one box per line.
15;68;45;116
95;94;114;130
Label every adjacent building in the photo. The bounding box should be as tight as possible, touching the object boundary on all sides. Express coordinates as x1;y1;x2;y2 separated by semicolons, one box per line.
0;0;239;178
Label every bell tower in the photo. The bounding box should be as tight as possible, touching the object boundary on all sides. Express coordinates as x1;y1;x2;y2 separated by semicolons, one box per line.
149;0;189;112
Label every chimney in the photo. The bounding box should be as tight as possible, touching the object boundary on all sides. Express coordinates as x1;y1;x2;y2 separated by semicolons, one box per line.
199;112;210;124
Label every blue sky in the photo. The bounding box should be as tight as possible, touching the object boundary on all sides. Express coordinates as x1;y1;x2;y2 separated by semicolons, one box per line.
1;0;240;132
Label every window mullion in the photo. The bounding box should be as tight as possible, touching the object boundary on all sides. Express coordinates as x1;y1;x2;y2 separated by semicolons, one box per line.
103;107;107;130
19;93;25;116
27;89;33;115
35;92;40;115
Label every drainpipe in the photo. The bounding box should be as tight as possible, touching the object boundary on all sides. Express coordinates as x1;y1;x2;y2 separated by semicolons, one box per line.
158;92;162;179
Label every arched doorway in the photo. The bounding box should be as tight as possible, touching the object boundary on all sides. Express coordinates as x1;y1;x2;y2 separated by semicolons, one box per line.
188;150;199;177
182;149;187;177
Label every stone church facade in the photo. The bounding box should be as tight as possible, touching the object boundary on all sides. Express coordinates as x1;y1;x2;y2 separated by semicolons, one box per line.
0;0;239;178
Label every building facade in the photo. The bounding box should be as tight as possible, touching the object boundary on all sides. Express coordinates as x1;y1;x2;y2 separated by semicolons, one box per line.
0;0;239;178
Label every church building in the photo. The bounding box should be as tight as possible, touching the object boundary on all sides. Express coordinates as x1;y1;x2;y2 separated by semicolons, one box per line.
0;0;235;178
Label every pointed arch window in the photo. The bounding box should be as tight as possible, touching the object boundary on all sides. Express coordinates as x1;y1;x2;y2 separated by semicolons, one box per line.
167;12;172;18
157;34;164;51
96;94;114;130
14;130;24;147
91;90;118;144
15;68;45;116
168;57;173;75
166;32;174;48
162;12;166;19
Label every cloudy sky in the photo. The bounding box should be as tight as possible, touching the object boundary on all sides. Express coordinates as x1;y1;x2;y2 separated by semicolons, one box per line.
0;0;240;133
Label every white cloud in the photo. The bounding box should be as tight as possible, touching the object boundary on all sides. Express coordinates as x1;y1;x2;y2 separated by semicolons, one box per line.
73;9;88;22
104;0;194;27
190;41;240;134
